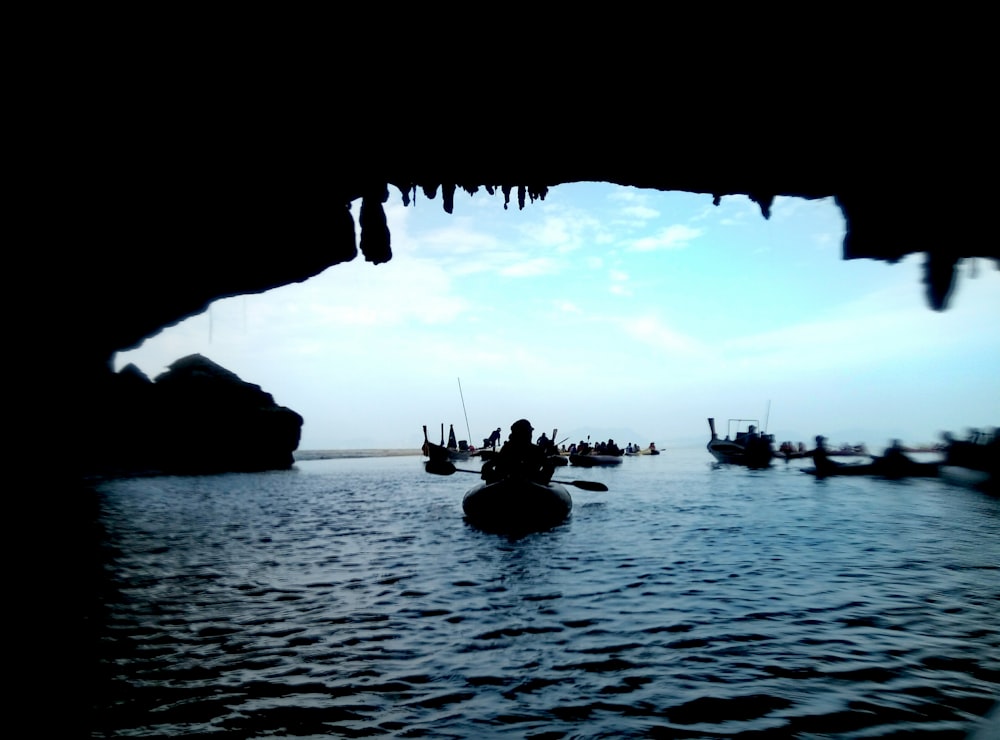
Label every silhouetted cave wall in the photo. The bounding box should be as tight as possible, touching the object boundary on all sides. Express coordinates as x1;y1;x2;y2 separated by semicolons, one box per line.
38;140;999;480
63;177;998;381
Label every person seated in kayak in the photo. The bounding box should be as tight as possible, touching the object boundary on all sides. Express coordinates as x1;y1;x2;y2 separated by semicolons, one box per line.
481;419;555;484
876;439;912;472
812;435;832;467
537;432;559;457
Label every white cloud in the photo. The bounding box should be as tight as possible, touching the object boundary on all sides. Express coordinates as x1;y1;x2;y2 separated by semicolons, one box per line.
621;315;711;358
555;300;582;313
608;186;643;202
630;224;703;252
608;269;631;296
521;211;606;254
415;223;500;256
499;257;561;277
621;204;660;220
523;216;574;247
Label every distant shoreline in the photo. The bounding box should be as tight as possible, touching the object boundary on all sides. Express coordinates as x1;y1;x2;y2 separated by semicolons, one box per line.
294;449;423;461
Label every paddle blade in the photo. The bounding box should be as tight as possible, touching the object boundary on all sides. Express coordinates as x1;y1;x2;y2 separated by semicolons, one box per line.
568;480;608;491
425;461;457;476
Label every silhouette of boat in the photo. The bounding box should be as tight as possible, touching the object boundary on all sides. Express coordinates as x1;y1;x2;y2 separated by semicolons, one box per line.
804;442;940;479
626;444;660;456
569;453;623;467
707;417;775;468
937;428;998;493
422;424;473;462
462;478;572;533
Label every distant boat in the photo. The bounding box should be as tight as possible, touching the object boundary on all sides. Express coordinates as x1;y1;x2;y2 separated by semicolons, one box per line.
707;417;775;468
422;424;473;463
776;441;811;460
803;446;940;479
569;453;623;467
936;428;998;493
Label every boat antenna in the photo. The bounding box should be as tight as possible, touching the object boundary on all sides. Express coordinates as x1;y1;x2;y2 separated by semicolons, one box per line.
763;400;771;433
458;377;473;446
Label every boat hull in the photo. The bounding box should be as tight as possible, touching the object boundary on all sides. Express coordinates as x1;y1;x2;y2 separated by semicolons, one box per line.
707;440;773;468
939;465;996;493
804;455;941;479
569;454;622;467
423;437;473;463
462;479;572;533
802;460;875;477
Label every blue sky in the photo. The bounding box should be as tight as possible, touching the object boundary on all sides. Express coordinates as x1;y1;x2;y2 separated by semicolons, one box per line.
114;182;1000;452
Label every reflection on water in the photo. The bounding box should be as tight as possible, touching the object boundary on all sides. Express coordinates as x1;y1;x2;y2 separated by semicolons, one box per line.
86;449;1000;737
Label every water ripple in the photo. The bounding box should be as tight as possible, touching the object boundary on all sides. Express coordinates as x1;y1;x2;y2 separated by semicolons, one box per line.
84;451;1000;737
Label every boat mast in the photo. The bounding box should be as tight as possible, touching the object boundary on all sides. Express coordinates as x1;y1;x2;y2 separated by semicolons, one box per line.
763;400;771;433
458;377;473;447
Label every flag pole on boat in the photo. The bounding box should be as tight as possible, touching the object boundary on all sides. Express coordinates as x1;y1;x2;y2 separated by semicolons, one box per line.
764;400;771;434
458;377;473;449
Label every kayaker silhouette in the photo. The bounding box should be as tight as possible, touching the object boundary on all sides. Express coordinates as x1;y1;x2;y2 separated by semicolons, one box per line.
812;435;830;465
481;419;555;484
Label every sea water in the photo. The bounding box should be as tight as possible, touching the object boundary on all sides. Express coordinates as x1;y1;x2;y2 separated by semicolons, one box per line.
83;447;999;738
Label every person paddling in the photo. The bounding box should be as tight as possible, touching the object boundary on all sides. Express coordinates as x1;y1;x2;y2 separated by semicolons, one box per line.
481;419;555;485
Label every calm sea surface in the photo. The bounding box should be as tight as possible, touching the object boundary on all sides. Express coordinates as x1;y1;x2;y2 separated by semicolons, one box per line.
84;447;999;738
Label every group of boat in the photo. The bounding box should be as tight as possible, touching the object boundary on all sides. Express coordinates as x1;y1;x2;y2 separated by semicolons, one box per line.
421;423;657;534
423;424;659;467
706;417;997;492
423;418;997;535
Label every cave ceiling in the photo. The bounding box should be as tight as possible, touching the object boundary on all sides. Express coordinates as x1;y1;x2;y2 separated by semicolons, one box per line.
57;112;997;373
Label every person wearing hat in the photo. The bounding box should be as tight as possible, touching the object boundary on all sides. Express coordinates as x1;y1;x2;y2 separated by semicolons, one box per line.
481;419;555;484
812;435;829;467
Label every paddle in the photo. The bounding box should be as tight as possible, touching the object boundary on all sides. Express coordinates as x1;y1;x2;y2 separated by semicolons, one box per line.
424;461;609;491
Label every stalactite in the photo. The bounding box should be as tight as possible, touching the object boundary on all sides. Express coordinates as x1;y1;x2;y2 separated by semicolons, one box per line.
750;193;775;219
359;186;391;265
397;184;415;207
442;184;456;214
924;251;958;312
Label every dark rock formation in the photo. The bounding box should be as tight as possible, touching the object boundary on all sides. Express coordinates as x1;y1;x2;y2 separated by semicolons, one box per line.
27;72;999;485
80;354;302;477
